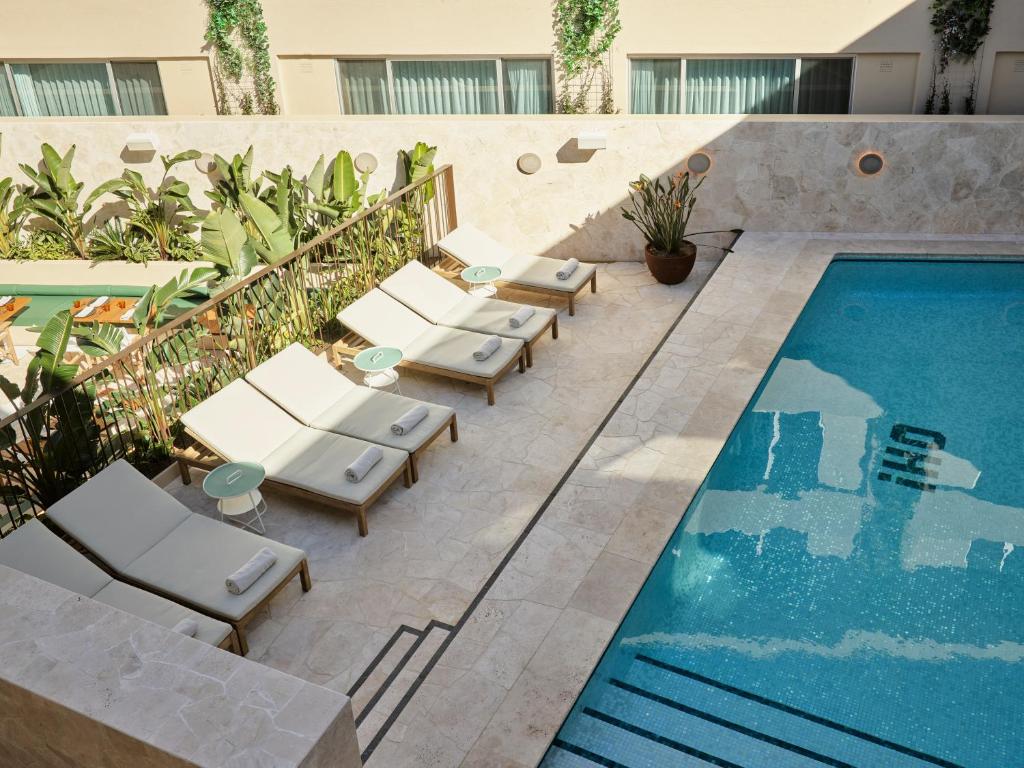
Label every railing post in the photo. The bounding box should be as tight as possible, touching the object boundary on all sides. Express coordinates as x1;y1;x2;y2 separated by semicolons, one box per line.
443;165;457;232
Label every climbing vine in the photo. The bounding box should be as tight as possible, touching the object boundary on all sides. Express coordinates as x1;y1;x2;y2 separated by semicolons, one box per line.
553;0;621;114
205;0;278;115
925;0;995;114
930;0;995;71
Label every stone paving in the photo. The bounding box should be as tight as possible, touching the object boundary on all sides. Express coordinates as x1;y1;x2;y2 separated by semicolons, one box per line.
163;234;1024;766
162;257;721;755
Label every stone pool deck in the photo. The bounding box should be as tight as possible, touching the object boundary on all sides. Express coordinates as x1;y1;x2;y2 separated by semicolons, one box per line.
163;233;1024;766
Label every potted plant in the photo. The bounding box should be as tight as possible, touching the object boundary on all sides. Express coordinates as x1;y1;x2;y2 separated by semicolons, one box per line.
621;170;731;285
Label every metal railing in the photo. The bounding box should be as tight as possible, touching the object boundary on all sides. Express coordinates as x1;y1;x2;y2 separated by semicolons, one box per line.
0;164;457;532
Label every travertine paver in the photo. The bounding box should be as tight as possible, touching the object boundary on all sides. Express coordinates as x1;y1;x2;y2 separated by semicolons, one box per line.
162;259;720;753
361;233;1024;768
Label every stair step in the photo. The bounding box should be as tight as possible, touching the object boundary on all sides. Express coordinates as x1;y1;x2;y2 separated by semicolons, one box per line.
542;740;628;767
556;704;724;768
624;655;956;768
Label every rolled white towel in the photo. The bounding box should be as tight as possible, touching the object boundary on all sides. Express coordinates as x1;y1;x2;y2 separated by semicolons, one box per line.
225;547;278;595
75;295;109;318
120;307;136;322
473;335;502;361
508;306;535;328
171;617;199;637
0;296;12;306
345;445;384;482
556;259;580;281
391;404;428;436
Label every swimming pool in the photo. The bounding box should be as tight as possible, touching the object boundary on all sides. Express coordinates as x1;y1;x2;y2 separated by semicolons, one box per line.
542;258;1024;768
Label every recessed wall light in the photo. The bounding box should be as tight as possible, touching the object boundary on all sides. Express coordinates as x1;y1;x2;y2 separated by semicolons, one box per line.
686;151;712;175
517;152;542;175
857;151;885;176
355;152;378;174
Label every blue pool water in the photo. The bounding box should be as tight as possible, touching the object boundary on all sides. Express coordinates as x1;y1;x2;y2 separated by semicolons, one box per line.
543;258;1024;768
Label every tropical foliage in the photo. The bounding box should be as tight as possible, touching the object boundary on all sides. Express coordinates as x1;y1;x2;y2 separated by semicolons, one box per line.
205;0;278;114
553;0;621;114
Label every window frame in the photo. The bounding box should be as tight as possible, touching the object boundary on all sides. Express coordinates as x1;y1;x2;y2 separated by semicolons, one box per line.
0;59;167;117
628;54;856;116
336;55;555;116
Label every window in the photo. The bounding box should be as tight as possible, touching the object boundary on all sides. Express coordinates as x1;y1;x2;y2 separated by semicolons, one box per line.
629;57;853;115
797;58;853;114
630;59;681;114
1;61;167;117
336;58;552;115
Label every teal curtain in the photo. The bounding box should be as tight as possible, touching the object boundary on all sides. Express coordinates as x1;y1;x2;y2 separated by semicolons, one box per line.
503;59;551;114
392;60;499;115
11;62;116;116
685;58;796;114
0;72;16;116
338;60;390;115
630;59;681;114
111;62;166;115
798;58;853;114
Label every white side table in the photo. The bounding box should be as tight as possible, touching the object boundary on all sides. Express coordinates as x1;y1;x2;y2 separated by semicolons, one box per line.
203;461;268;534
354;346;403;393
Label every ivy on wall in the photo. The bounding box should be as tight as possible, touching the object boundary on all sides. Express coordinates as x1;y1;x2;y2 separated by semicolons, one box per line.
925;0;995;114
205;0;278;115
553;0;621;114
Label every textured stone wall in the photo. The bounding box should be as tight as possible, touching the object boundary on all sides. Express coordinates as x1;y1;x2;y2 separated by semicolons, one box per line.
0;565;362;768
1;115;1022;262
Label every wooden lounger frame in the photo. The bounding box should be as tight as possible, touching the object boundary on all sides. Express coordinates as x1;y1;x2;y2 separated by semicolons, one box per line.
438;253;598;316
405;411;459;483
521;312;557;368
173;433;413;538
329;331;526;406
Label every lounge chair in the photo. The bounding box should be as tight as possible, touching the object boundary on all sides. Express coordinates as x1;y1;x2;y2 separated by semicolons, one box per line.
336;289;526;405
43;459;311;655
437;224;598;316
246;343;457;483
178;379;411;536
379;261;558;368
0;518;237;651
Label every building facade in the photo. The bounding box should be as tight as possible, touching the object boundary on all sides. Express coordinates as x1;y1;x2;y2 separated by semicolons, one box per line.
2;0;1023;117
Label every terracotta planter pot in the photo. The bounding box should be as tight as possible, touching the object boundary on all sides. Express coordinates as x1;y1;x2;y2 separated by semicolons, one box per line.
644;241;696;285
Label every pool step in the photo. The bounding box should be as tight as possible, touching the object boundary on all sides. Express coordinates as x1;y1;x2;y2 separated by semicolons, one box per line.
542;654;961;768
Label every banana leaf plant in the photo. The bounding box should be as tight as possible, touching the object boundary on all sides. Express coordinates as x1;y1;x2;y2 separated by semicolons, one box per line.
200;208;260;280
301;150;381;241
19;144;126;259
399;142;437;202
205;146;262;215
109;150;202;259
132;267;220;332
0;311;114;509
0;177;28;258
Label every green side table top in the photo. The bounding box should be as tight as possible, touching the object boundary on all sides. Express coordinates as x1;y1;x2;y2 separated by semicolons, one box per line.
354;346;403;372
461;265;502;284
203;461;266;499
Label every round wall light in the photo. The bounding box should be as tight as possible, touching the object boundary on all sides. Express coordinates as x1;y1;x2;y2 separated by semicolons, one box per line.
517;152;542;175
686;151;712;175
194;152;217;174
355;152;378;174
856;151;885;176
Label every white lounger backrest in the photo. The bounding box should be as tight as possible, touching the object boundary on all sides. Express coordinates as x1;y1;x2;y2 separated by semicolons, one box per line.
338;288;431;349
0;518;112;597
437;224;514;269
180;379;304;464
246;343;356;425
379;261;466;324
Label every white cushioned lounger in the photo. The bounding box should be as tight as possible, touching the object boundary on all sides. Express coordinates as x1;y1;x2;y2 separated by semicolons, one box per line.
44;459;310;654
437;224;598;315
246;343;457;482
379;261;558;368
180;379;410;534
337;288;525;405
0;518;235;650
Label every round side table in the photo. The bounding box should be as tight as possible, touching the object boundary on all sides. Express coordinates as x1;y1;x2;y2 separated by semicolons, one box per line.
203;461;268;534
354;346;403;393
460;266;502;298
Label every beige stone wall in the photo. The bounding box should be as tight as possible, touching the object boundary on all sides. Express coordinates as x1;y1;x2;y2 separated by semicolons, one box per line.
1;116;1021;263
4;1;1024;115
